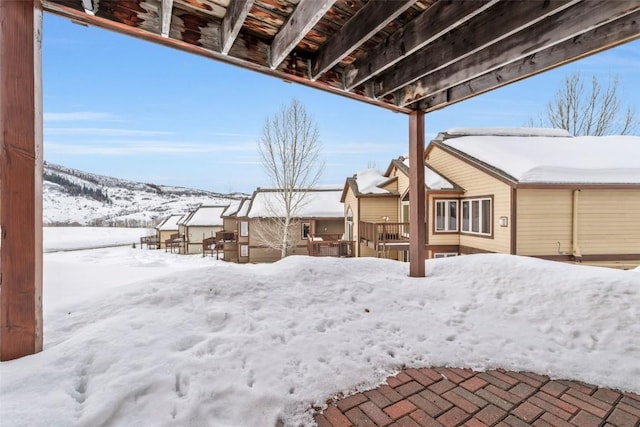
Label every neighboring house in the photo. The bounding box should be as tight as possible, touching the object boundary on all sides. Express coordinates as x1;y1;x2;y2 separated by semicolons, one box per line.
341;161;460;260
155;214;184;250
346;128;640;269
225;187;347;263
424;128;640;268
181;205;229;254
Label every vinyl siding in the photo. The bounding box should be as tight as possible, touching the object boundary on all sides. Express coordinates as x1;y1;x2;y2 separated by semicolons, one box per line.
427;145;512;254
517;189;573;255
359;197;399;222
185;225;223;254
158;229;177;249
576;190;640;254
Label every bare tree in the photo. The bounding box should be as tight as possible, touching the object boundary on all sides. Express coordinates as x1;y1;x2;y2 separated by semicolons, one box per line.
531;72;638;136
255;99;324;259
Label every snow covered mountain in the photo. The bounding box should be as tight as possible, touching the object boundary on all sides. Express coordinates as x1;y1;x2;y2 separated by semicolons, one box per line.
43;162;244;226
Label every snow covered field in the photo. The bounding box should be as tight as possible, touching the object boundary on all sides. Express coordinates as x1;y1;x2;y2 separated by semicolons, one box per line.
1;228;639;426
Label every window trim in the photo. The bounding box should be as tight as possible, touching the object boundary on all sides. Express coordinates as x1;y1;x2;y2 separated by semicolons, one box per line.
239;220;249;237
460;196;493;238
433;198;459;233
240;244;249;257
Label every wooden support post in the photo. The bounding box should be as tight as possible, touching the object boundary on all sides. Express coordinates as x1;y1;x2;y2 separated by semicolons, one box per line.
0;0;44;360
408;110;426;277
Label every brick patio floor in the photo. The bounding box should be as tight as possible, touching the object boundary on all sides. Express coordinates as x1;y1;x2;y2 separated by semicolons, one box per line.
314;367;640;427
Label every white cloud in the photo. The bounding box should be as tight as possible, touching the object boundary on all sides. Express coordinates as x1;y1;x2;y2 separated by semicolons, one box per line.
44;140;258;156
43;112;117;122
45;127;175;137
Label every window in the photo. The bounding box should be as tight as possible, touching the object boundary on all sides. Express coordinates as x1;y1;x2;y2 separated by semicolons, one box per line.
240;221;248;237
240;244;248;257
434;253;458;258
346;208;353;241
435;200;458;232
461;198;492;235
401;202;410;237
302;222;311;239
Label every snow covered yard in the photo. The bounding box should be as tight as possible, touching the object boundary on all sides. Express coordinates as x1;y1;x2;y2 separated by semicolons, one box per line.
1;229;639;426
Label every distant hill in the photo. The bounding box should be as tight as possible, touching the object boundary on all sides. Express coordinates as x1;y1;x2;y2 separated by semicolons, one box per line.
43;162;245;227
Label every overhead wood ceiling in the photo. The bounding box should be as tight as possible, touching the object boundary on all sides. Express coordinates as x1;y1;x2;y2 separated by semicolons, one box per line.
42;0;640;114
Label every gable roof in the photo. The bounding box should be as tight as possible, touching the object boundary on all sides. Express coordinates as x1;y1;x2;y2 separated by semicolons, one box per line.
221;198;248;218
340;168;400;202
245;187;344;219
183;205;228;227
156;214;184;231
388;156;460;191
434;128;640;185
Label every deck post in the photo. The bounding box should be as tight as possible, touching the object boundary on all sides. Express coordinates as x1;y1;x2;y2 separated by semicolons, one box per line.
408;110;426;277
0;0;44;360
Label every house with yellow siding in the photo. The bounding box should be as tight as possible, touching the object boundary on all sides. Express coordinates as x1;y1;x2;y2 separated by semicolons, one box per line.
346;128;640;269
155;214;184;250
424;128;640;269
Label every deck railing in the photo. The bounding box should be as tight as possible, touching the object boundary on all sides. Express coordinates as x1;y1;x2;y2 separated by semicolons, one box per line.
359;221;412;248
140;234;159;249
166;232;184;253
307;235;354;258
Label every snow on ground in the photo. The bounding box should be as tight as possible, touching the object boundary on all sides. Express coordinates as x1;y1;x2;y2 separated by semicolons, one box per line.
1;229;639;426
44;226;151;252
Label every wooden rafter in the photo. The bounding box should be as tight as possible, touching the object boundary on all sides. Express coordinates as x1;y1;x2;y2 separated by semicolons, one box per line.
375;0;579;98
160;0;173;38
419;11;640;112
343;0;498;90
221;0;255;54
269;0;336;69
310;0;417;80
400;0;640;107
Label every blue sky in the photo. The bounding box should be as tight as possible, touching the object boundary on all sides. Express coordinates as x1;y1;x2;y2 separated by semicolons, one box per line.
43;13;640;194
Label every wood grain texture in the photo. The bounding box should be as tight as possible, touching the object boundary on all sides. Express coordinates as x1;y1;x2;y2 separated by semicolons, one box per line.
419;10;640;111
408;111;426;277
269;0;336;69
344;0;496;90
0;0;44;361
310;0;416;79
221;0;255;53
377;0;579;98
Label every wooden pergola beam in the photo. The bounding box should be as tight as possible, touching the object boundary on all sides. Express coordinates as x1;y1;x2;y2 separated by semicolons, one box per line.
408;110;425;278
0;0;44;361
269;0;336;69
343;0;497;90
399;0;640;107
221;0;255;54
160;0;173;38
310;0;417;80
375;0;578;98
419;11;640;112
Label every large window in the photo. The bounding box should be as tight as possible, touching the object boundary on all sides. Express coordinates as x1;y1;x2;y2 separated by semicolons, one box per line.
461;198;492;235
240;221;249;237
346;208;353;241
435;200;458;232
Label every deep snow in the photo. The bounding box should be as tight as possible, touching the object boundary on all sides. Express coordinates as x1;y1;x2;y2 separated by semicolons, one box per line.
1;228;639;426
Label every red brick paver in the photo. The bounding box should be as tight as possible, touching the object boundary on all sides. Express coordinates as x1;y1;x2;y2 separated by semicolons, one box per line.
315;368;638;427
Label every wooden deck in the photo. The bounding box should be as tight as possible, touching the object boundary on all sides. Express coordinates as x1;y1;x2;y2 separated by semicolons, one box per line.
140;234;159;249
359;222;413;253
307;234;355;258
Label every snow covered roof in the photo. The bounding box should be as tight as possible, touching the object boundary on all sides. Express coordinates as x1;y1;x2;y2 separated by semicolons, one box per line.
436;128;640;184
183;205;228;227
221;199;244;217
400;157;455;190
354;169;392;195
246;188;344;218
441;127;571;138
156;214;183;231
